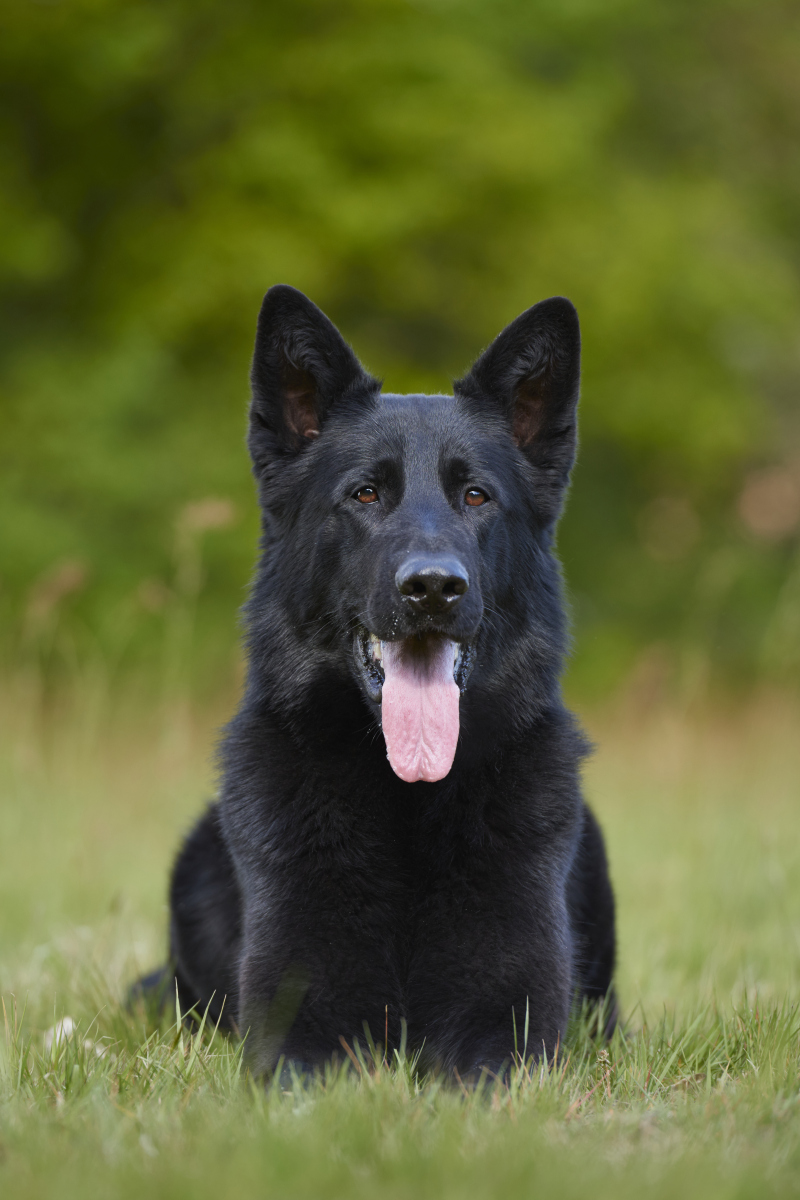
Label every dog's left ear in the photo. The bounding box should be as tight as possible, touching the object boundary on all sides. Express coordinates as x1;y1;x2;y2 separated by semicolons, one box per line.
455;297;580;516
248;285;378;468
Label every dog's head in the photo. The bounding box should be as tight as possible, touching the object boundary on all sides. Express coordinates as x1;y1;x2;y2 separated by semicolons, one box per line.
246;285;580;781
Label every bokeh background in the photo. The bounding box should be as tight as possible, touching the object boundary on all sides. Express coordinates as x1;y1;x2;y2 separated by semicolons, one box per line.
1;0;799;1023
3;0;800;703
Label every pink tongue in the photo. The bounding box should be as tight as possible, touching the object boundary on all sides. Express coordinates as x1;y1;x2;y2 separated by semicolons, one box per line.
380;637;460;783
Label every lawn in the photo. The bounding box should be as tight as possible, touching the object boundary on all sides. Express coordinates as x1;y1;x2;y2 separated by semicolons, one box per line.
1;675;799;1198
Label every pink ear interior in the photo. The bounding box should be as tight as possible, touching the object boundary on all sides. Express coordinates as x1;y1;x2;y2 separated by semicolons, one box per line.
282;364;321;440
511;375;547;447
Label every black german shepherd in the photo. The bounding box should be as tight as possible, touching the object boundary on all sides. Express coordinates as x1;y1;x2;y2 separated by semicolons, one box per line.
150;285;616;1078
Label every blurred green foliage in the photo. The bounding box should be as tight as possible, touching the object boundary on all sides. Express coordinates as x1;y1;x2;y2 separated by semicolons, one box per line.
2;0;800;697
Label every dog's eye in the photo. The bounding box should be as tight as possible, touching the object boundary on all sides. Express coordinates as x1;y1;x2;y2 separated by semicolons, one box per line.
354;486;379;504
465;488;488;507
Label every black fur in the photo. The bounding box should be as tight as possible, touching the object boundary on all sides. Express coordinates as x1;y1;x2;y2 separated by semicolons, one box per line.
149;285;616;1077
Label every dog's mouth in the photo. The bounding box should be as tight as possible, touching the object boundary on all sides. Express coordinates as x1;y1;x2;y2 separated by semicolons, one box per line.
354;629;476;784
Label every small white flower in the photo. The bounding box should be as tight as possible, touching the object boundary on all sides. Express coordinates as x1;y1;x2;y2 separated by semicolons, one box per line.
43;1015;106;1057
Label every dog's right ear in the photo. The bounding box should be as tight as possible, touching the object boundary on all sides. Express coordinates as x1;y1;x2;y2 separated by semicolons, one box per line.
248;285;377;467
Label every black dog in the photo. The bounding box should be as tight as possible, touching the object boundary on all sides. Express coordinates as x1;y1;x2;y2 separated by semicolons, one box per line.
152;285;616;1078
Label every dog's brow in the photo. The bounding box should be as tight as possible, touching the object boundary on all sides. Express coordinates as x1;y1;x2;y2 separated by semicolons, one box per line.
442;455;470;475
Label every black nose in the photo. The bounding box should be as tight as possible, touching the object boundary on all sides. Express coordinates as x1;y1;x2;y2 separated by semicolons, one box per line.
395;556;470;614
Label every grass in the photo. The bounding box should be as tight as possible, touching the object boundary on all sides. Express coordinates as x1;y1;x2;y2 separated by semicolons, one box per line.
1;671;800;1198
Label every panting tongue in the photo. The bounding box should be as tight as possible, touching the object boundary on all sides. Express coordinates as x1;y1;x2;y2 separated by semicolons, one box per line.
380;636;460;783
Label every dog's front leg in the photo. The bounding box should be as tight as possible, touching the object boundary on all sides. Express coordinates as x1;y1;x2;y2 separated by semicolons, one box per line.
237;937;314;1079
236;884;407;1080
406;870;575;1080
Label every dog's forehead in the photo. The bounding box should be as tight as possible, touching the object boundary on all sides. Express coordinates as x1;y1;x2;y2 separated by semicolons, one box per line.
371;392;460;453
378;392;455;414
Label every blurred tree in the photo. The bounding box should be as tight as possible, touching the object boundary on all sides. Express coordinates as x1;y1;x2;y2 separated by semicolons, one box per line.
1;0;798;695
